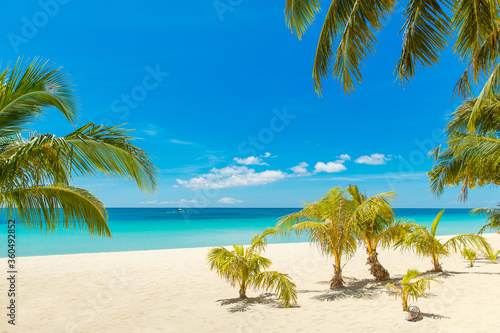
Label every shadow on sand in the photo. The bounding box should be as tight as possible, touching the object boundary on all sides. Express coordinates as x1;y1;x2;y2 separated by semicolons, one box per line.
217;293;300;312
311;277;398;302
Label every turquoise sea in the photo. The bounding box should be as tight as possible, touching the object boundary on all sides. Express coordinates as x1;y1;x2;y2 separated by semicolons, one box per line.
0;208;490;257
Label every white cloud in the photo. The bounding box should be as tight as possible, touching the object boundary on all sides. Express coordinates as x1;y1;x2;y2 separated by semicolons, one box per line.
261;152;271;158
176;166;286;189
144;129;157;136
314;162;347;173
218;197;244;204
339;154;351;161
233;156;268;166
169;139;195;145
355;153;391;165
291;162;309;174
139;199;201;205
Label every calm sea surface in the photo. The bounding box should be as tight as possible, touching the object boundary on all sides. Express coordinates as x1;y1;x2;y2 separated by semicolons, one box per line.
0;208;490;257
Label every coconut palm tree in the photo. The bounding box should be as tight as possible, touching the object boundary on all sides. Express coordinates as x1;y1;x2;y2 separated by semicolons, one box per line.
284;0;500;111
387;269;440;311
207;228;297;307
276;187;358;288
0;58;158;236
347;185;414;281
396;210;492;271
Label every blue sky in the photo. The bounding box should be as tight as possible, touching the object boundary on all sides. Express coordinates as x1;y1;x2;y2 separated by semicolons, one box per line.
2;0;497;208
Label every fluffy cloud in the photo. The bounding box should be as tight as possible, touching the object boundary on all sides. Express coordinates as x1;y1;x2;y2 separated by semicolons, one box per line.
218;197;244;204
291;162;309;174
176;166;286;189
314;161;347;173
261;152;271;158
355;153;391;165
233;156;268;166
338;154;351;161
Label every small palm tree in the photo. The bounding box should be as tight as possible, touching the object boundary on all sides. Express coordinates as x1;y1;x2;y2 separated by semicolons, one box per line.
387;269;440;311
347;185;413;281
207;228;297;307
482;247;500;263
462;248;478;267
396;210;492;272
276;187;358;289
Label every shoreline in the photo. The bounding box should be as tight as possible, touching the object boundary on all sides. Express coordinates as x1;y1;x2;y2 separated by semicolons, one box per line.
11;232;497;259
3;233;499;332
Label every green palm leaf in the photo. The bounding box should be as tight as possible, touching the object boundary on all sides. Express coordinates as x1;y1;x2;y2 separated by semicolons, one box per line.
255;271;298;307
396;0;451;83
285;0;321;40
0;58;158;237
1;184;110;236
0;58;77;136
331;0;397;94
0;123;158;194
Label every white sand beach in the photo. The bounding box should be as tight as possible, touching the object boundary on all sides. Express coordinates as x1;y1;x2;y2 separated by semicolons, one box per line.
3;233;500;333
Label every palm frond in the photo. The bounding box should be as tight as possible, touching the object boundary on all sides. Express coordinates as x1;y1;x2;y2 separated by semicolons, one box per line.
285;0;321;40
430;209;445;236
0;58;77;136
1;184;110;236
312;0;357;95
453;0;496;62
248;227;277;253
453;26;500;100
0;123;158;194
444;233;492;253
469;62;500;131
331;0;397;94
396;0;451;83
255;270;298;307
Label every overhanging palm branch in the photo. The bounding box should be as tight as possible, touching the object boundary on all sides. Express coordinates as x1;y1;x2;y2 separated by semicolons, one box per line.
0;58;158;237
429;95;500;200
0;124;157;194
284;0;500;98
472;207;500;234
0;58;77;136
285;0;321;40
1;184;110;236
396;0;451;84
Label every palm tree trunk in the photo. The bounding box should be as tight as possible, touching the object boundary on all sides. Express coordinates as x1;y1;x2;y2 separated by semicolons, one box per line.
431;260;442;272
330;263;344;289
366;249;390;281
239;282;247;298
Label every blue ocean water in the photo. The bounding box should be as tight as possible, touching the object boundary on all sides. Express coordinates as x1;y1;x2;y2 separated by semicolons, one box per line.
0;208;490;257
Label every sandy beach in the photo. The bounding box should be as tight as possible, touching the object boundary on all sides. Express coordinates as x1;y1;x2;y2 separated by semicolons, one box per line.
2;233;500;333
